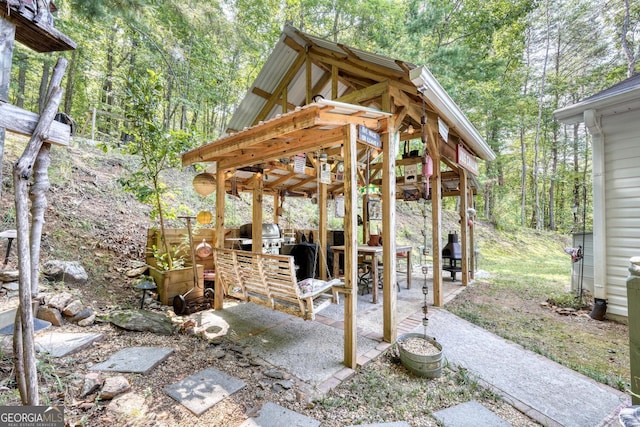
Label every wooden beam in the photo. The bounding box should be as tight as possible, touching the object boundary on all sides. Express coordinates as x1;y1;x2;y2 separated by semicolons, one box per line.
182;107;320;165
343;124;358;368
252;172;264;252
331;65;338;98
252;52;307;125
0;102;71;146
335;81;389;106
427;122;443;307
319;180;327;280
381;110;397;343
214;167;226;310
217;127;344;170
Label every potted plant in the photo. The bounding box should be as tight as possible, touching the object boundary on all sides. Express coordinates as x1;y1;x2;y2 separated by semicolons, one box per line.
115;69;202;305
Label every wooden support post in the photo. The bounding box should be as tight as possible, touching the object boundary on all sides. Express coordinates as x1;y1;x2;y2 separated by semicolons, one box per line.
318;181;328;280
331;65;338;99
0;17;16;200
460;168;469;286
427;123;443;307
469;190;476;280
214;166;226;310
305;55;312;105
362;192;369;244
343;124;358;368
252;172;264;252
381;122;397;343
273;192;280;225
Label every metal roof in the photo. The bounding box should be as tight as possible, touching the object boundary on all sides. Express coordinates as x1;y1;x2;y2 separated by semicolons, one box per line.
225;24;493;162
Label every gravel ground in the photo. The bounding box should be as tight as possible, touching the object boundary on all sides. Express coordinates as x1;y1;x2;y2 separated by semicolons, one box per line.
1;305;541;427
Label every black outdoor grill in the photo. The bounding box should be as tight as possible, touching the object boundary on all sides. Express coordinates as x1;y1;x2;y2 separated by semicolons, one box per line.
237;223;294;254
442;233;462;281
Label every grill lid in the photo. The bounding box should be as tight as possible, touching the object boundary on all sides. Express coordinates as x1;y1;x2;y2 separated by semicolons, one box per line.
239;223;281;239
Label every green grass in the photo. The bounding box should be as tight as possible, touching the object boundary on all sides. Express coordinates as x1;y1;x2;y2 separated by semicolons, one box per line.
447;226;629;391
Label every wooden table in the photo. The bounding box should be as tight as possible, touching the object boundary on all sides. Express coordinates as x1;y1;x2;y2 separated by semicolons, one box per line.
331;244;412;304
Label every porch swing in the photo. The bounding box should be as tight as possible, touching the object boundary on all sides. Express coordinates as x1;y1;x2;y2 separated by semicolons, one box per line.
213;154;342;321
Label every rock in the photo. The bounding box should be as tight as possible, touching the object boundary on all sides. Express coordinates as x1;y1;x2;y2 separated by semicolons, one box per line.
42;260;88;285
104;309;177;335
126;265;148;278
0;271;18;282
100;376;131;400
62;300;84;317
81;372;104;397
37;306;63;326
275;379;293;390
108;392;147;418
71;308;95;323
1;281;18;291
78;314;96;327
211;349;226;359
47;292;74;311
263;369;286;380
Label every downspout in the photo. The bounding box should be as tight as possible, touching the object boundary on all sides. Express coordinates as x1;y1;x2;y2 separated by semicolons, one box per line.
584;109;607;319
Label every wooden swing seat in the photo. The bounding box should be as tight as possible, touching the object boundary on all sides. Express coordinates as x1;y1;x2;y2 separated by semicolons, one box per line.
214;248;340;320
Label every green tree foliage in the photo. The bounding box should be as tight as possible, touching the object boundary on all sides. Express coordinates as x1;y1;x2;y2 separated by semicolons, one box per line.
117;69;194;269
8;0;634;235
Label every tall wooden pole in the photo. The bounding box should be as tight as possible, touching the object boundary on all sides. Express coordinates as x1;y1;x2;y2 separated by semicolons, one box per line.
318;181;327;280
214;167;226;310
381;120;397;343
460;168;469;286
343;124;358;368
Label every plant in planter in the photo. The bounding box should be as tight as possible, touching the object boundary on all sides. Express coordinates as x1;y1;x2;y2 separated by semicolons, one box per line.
113;70;201;304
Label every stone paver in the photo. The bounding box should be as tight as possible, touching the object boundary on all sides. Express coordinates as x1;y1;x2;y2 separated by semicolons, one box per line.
0;318;51;335
35;331;102;357
164;367;246;416
239;401;320;427
90;346;173;373
433;401;511;427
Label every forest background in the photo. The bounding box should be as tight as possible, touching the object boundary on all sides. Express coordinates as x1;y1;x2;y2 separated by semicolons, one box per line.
9;0;639;234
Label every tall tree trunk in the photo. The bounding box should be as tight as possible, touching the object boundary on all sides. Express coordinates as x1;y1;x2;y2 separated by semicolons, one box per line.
15;52;26;109
37;56;52;113
549;27;562;231
573;122;580;228
101;23;117;136
621;0;636;77
532;0;551;230
63;49;77;115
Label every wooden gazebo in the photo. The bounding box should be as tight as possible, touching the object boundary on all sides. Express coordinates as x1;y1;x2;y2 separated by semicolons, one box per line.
182;25;495;367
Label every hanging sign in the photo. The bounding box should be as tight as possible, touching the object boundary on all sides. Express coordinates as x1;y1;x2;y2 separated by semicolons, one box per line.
405;164;417;184
438;117;449;142
358;125;381;149
457;144;479;176
335;195;345;218
320;162;332;184
293;153;306;174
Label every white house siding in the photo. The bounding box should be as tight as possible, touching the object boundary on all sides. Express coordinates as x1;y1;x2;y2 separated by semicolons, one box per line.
602;108;640;318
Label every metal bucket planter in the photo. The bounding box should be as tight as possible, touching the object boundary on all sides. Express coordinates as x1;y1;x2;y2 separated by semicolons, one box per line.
397;332;443;378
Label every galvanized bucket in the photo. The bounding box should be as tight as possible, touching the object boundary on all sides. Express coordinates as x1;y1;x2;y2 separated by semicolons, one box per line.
397;332;443;378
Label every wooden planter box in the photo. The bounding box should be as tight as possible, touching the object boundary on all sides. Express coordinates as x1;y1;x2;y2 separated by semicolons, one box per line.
148;264;204;306
146;228;215;270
